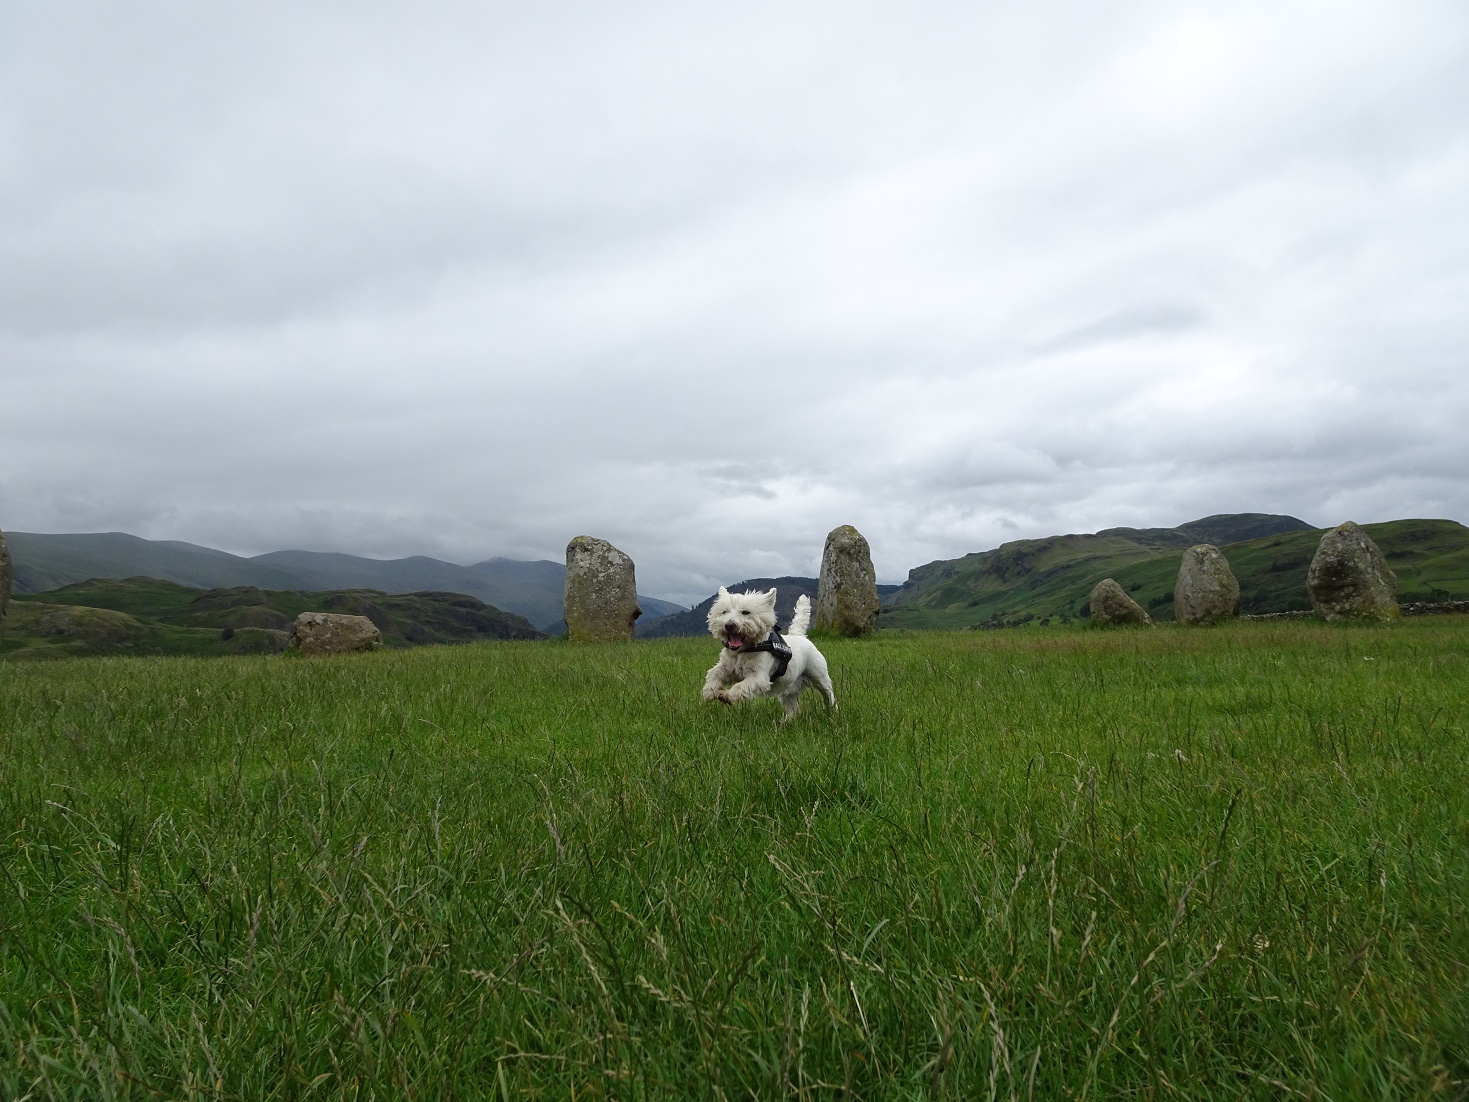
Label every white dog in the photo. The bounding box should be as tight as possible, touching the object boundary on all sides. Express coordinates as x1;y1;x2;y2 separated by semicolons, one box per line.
701;588;837;719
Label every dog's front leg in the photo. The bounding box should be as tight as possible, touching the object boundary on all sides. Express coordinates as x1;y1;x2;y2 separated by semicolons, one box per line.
720;670;773;703
702;655;736;702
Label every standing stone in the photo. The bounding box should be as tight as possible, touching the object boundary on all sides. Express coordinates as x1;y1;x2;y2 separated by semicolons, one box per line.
1174;544;1241;625
814;525;879;636
1307;522;1399;621
1089;578;1153;626
0;528;11;642
289;612;383;655
564;536;641;642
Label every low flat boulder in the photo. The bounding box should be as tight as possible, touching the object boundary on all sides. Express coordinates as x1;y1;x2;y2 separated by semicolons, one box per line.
290;612;383;655
1307;522;1399;620
1174;544;1240;625
1089;578;1153;626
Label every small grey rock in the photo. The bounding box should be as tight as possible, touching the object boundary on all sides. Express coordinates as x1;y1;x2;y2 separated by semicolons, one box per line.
1307;522;1398;621
1174;544;1240;625
564;536;641;643
813;525;879;636
1089;578;1153;626
290;612;383;655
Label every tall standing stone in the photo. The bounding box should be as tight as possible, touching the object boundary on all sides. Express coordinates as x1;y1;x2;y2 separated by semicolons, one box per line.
1174;544;1240;625
1307;522;1399;621
0;528;11;642
1089;578;1153;626
564;536;641;642
814;525;879;636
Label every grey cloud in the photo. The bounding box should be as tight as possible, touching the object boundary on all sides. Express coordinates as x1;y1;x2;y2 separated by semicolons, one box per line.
2;1;1468;606
1037;304;1207;354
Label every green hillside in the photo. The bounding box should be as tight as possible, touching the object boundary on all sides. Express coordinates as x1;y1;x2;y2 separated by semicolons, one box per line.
2;577;544;660
882;516;1469;630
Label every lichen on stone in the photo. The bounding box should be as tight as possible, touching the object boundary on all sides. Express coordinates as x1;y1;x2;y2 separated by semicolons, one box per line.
1307;522;1398;621
564;536;641;643
1174;544;1241;625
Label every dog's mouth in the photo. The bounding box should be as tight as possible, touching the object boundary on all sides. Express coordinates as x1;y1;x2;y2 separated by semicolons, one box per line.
724;627;746;650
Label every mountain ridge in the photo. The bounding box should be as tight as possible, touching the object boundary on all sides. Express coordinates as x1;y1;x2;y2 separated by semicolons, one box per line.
883;514;1469;629
7;532;684;630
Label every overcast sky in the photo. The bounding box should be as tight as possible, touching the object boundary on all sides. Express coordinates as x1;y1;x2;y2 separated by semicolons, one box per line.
3;2;1467;604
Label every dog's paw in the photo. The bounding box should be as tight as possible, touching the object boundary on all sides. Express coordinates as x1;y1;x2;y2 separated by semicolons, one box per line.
714;689;734;705
701;687;720;702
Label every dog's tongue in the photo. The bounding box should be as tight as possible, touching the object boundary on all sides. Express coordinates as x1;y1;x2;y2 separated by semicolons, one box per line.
728;637;744;649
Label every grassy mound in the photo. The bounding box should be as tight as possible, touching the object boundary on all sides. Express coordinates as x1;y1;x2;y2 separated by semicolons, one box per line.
3;577;545;660
1;620;1466;1096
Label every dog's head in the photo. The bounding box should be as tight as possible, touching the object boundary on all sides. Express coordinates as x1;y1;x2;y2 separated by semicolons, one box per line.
707;586;778;652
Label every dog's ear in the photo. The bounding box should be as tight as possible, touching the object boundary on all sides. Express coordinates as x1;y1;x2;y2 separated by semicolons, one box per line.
717;586;730;598
763;588;778;605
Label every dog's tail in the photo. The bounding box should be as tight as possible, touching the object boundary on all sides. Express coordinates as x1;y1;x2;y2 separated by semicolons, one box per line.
787;594;812;636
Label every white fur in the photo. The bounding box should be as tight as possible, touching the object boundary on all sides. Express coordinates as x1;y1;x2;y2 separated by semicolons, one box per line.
701;589;837;720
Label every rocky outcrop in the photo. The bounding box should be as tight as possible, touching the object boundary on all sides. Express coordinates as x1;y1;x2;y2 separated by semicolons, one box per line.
564;537;641;643
1174;544;1240;625
0;528;11;640
289;612;383;655
1089;578;1153;626
1307;522;1399;621
814;525;879;636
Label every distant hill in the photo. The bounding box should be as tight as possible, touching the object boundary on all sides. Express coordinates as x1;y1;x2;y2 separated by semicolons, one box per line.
881;514;1469;629
6;533;684;631
1101;518;1469;622
639;577;903;639
3;577;544;660
538;592;697;638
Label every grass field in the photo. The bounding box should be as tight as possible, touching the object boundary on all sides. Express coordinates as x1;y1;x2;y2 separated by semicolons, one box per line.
2;620;1467;1099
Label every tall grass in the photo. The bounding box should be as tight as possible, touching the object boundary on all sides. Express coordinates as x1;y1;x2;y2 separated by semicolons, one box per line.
2;620;1467;1098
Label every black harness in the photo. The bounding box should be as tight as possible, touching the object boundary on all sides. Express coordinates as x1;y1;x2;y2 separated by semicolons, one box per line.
728;629;793;681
